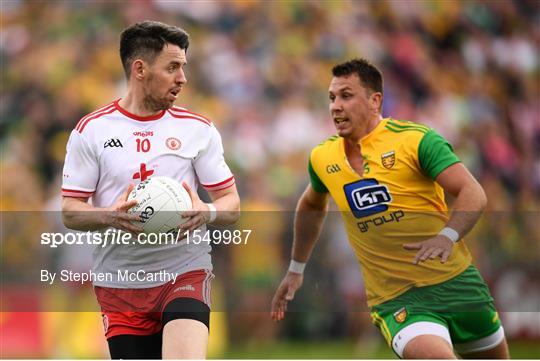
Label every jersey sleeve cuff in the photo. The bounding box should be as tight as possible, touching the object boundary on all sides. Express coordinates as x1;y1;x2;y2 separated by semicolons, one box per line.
61;187;94;198
431;159;461;180
201;175;235;191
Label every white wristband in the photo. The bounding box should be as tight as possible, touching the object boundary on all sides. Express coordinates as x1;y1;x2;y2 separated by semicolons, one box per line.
439;227;459;243
288;260;306;274
207;203;217;223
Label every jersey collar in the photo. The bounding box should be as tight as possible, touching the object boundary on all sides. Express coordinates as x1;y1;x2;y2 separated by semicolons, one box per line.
114;99;166;121
359;117;388;143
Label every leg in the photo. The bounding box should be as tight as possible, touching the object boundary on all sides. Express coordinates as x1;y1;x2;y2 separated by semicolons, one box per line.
403;334;456;359
161;297;210;359
462;337;509;359
94;286;163;359
455;326;509;359
393;321;456;359
162;318;209;359
392;321;456;359
108;333;162;359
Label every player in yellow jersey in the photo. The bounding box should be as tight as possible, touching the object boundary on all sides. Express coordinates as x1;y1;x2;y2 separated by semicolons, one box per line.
271;59;509;359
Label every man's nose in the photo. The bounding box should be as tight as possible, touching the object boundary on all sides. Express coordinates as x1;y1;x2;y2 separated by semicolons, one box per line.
176;69;187;84
330;99;342;112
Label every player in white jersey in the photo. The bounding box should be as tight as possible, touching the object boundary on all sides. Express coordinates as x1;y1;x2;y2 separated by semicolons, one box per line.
61;21;240;359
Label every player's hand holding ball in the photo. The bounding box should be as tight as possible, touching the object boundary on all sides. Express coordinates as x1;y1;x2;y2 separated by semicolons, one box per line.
105;183;144;234
178;182;214;232
127;177;192;235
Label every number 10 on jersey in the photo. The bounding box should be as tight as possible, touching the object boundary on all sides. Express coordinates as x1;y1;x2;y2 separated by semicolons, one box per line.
136;138;151;152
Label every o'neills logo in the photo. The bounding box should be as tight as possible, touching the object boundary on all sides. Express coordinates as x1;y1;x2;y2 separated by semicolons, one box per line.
166;137;181;150
133;131;153;137
102;314;109;333
174;284;195;293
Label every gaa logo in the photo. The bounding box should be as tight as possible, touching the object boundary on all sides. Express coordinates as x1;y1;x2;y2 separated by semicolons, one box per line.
104;138;123;148
344;179;392;218
326;164;341;174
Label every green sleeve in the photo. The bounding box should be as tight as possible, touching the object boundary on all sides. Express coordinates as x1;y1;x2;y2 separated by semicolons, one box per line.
308;158;328;193
418;130;461;180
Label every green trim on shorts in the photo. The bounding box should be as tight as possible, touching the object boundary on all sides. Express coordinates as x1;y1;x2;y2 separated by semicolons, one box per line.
370;265;502;345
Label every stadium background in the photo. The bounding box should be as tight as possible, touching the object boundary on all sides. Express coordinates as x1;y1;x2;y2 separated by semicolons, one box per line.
1;0;538;358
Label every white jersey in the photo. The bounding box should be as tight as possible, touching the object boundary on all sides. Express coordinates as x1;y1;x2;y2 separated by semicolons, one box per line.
62;99;235;288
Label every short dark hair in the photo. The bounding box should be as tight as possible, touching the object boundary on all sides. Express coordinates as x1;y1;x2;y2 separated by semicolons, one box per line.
120;20;190;78
332;58;383;94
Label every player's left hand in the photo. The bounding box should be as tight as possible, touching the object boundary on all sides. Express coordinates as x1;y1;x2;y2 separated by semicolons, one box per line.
178;182;212;232
271;272;304;322
403;235;454;264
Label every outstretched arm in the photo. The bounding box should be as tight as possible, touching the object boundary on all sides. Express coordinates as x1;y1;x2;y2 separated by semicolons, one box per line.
404;163;487;264
271;184;329;321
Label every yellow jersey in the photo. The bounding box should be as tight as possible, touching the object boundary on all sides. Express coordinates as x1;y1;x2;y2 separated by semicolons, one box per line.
309;118;472;307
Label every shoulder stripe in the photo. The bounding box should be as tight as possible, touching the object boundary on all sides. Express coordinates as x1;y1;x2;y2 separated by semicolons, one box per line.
317;134;339;146
169;107;212;125
175;108;211;121
75;102;115;131
75;102;115;132
169;108;212;125
385;124;428;134
387;120;429;131
78;106;117;133
167;110;211;126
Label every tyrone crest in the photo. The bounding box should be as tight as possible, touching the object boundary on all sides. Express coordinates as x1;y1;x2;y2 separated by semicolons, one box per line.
166;137;181;150
381;150;395;169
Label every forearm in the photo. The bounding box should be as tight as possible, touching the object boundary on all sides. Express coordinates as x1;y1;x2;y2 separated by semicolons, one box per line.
210;191;240;226
62;197;109;231
292;197;328;263
445;182;487;239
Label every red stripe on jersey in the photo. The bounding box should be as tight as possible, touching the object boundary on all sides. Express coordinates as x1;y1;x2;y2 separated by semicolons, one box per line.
75;102;115;131
167;113;212;126
170;107;212;123
171;107;211;123
202;176;235;190
205;182;235;192
78;107;117;133
75;102;116;132
61;188;94;197
168;109;211;126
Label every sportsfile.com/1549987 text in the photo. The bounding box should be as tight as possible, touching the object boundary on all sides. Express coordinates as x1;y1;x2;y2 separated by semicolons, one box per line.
40;228;252;248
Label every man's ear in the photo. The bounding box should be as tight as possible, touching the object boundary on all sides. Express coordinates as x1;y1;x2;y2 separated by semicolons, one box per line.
132;59;145;80
370;92;383;113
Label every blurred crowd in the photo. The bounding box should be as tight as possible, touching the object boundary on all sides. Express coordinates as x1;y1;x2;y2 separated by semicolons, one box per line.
1;0;539;357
